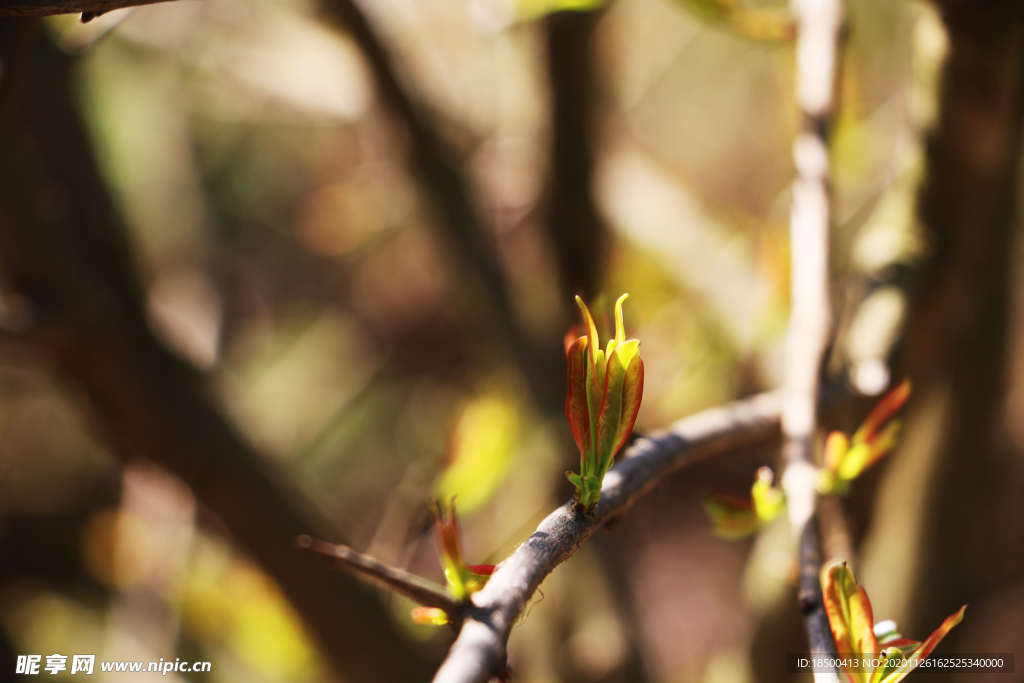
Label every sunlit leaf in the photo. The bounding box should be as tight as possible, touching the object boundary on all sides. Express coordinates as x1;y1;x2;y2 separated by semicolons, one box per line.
821;563;877;683
750;467;785;521
873;606;966;683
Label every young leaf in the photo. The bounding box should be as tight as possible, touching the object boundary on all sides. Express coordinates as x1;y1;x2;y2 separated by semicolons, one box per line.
873;606;967;683
565;336;591;458
822;563;878;683
703;492;761;539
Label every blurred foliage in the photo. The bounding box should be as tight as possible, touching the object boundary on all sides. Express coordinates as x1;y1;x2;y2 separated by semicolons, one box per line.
433;382;521;513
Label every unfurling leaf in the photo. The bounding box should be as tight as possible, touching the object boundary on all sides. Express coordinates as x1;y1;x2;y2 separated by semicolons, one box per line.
704;467;785;538
426;499;494;603
565;294;644;509
821;563;966;683
817;379;911;495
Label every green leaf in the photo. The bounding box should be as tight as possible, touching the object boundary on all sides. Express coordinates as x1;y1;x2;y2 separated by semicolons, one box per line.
575;296;603;468
613;293;628;345
595;350;626;473
750;467;785;522
616;355;644;456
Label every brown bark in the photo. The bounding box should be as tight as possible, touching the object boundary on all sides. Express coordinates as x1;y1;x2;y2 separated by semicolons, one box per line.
0;0;169;18
901;0;1024;649
543;9;607;303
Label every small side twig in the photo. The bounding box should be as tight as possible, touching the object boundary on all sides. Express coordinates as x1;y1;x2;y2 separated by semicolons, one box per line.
297;535;464;618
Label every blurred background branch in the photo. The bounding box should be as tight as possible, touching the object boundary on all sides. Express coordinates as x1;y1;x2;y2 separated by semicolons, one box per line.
319;0;566;417
542;8;608;303
779;0;842;673
0;18;434;683
0;0;170;18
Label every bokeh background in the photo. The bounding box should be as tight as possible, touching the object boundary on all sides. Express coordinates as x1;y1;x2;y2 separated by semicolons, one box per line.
1;0;1023;681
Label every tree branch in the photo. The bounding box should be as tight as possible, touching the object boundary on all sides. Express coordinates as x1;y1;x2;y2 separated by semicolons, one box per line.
431;392;782;683
780;0;843;675
298;535;464;617
543;8;607;302
0;0;168;18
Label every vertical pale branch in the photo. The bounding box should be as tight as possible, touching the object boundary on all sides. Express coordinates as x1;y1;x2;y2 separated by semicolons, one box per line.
781;0;843;675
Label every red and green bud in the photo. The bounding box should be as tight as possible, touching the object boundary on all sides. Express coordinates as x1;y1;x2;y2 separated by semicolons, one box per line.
565;294;644;509
426;499;496;603
817;379;911;495
703;466;785;538
821;563;966;683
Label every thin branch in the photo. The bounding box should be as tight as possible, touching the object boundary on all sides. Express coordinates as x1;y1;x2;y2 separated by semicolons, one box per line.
431;392;782;683
297;535;464;617
780;0;843;675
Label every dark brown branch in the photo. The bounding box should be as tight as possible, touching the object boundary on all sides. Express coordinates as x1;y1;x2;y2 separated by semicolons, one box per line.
543;8;607;302
431;392;782;683
319;0;565;416
0;20;433;683
298;535;464;617
898;0;1024;645
0;0;169;18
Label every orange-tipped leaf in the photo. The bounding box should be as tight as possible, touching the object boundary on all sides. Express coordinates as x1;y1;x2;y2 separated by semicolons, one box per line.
853;378;911;445
822;564;878;683
874;605;966;683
